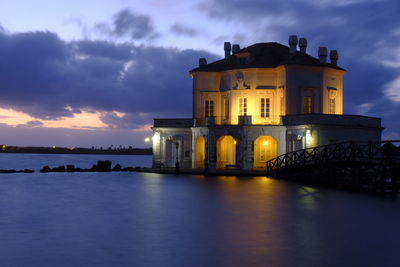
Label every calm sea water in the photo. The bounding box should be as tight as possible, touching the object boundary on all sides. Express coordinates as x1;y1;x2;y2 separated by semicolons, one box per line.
0;153;152;171
0;154;399;267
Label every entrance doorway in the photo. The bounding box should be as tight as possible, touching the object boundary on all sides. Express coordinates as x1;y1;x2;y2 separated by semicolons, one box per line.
253;136;277;169
216;136;236;168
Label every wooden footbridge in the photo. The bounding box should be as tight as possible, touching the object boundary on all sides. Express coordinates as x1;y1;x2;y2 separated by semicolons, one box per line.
266;140;400;193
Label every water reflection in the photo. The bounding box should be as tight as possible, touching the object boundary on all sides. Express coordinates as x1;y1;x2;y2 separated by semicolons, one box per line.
1;171;400;267
297;186;320;212
210;176;288;266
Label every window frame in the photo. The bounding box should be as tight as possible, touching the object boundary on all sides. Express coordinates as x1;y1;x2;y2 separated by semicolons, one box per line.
329;98;336;114
239;98;247;116
260;97;270;118
205;100;214;117
303;96;313;114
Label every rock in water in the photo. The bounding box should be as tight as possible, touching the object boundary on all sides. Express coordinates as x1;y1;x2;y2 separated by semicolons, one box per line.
112;164;122;171
40;166;51;173
66;165;75;172
97;160;112;172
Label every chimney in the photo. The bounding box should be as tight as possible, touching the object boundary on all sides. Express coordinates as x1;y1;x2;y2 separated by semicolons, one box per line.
288;35;298;53
232;44;240;54
299;38;307;53
224;42;231;58
199;58;207;67
330;50;338;66
318;47;328;63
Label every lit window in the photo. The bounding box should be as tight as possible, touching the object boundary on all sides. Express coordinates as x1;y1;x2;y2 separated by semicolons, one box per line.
224;98;230;120
303;96;313;114
260;98;270;118
329;98;336;114
280;97;284;115
239;98;247;116
205;100;214;117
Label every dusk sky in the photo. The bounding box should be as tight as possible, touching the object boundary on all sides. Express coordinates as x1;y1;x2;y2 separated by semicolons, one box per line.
0;0;399;147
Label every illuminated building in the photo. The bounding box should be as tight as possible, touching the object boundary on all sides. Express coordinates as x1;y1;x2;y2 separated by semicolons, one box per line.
152;36;382;170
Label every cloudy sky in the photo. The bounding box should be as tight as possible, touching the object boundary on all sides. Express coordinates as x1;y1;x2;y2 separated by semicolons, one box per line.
0;0;399;147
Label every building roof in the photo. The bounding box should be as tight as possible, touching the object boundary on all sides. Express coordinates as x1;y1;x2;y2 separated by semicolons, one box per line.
190;42;345;73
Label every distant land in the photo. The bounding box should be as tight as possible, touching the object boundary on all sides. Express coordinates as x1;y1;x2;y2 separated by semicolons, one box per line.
0;145;152;155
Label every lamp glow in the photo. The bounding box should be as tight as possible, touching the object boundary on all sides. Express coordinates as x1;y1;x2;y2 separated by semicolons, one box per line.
263;141;269;146
144;137;151;143
306;130;312;146
152;132;160;144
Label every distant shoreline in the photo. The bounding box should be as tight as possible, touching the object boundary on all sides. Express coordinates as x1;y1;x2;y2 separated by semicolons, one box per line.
0;146;152;155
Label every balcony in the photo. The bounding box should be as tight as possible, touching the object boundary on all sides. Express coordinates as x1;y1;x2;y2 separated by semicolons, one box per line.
281;114;381;128
153;118;194;128
194;115;282;126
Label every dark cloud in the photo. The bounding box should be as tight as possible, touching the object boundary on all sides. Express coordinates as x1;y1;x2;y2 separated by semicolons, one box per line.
112;9;155;40
99;112;153;129
94;9;158;41
171;24;198;37
201;0;400;136
17;120;43;128
212;33;247;47
73;40;132;61
0;29;218;129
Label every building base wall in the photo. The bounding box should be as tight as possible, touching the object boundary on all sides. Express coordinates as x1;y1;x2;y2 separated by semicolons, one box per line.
152;115;383;171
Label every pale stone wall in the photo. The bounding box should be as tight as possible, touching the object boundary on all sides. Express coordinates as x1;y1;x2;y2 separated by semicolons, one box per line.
152;127;192;168
315;125;381;145
153;119;381;170
285;123;382;152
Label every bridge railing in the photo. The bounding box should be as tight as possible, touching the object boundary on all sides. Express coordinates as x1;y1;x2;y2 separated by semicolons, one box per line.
266;140;400;175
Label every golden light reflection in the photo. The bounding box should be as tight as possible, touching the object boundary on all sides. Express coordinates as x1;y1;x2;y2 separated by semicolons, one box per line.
216;176;239;182
255;176;272;184
193;175;206;180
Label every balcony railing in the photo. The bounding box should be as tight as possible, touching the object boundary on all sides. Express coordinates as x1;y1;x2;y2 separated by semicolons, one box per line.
194;116;282;126
154;118;194;128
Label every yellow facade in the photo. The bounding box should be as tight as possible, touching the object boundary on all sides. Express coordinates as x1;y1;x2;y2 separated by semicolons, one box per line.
195;136;205;168
192;66;344;126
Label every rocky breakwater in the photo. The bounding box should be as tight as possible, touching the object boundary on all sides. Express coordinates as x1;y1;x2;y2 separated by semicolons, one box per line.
0;169;35;173
40;160;139;173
